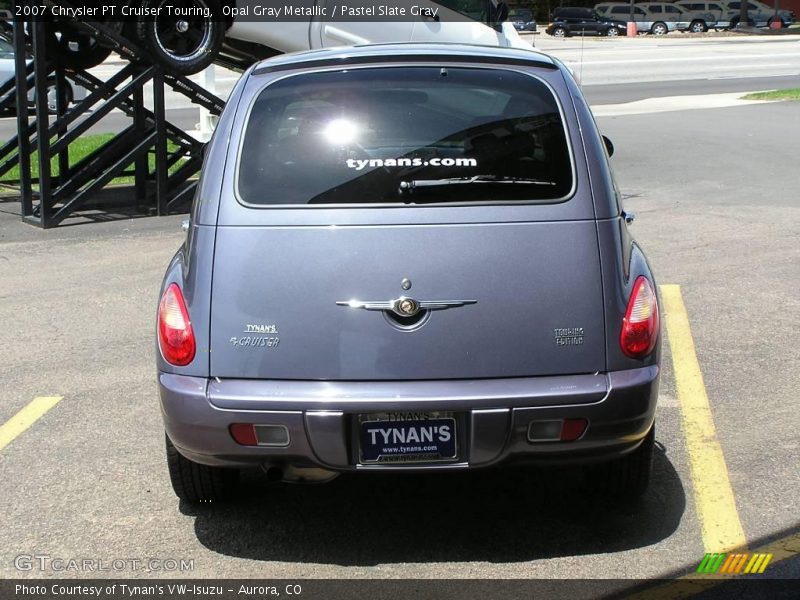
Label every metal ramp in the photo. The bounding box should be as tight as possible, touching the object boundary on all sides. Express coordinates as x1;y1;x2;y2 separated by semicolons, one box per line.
4;0;233;227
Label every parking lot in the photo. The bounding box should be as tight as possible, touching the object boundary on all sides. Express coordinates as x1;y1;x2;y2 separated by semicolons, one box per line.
0;34;798;591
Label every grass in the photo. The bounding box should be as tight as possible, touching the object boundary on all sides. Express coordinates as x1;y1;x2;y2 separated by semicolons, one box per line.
741;88;800;101
0;133;189;186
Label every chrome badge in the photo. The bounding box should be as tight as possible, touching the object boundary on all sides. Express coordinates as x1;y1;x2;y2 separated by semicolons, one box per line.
397;298;419;316
337;296;476;317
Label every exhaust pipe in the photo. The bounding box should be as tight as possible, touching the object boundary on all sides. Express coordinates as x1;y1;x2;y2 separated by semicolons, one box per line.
261;464;339;484
264;465;283;482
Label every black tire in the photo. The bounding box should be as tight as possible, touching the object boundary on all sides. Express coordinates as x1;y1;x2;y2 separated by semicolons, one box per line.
137;0;225;75
45;20;123;70
651;21;669;35
165;434;239;503
767;16;784;28
585;423;655;500
689;20;707;33
606;26;620;37
552;26;568;38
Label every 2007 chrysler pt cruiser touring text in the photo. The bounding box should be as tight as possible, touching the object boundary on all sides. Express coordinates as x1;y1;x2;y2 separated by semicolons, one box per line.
156;43;661;504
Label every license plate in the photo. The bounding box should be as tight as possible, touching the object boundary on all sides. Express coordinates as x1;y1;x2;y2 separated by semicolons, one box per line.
359;414;457;464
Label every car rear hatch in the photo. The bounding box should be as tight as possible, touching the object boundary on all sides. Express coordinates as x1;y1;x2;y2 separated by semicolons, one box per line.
209;60;605;381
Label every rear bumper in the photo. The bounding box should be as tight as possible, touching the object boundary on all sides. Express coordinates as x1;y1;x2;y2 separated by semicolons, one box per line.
159;366;659;471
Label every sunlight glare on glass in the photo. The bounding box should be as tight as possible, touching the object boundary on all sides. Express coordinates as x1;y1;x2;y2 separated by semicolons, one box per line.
323;118;358;144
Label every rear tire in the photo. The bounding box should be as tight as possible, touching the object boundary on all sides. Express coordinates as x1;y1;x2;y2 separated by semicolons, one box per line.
767;16;784;28
606;26;620;36
689;20;707;33
165;434;238;503
585;423;655;500
552;26;568;38
45;20;123;70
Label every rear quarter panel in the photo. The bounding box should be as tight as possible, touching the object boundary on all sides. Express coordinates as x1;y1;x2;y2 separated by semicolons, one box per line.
561;61;661;372
156;65;255;376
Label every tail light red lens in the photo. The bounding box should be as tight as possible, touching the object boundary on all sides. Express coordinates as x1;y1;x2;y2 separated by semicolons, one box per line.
560;418;588;441
157;283;196;366
230;424;258;446
620;276;659;358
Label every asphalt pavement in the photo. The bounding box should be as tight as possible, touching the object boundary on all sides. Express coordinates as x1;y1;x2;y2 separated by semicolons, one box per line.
0;34;798;592
534;34;800;85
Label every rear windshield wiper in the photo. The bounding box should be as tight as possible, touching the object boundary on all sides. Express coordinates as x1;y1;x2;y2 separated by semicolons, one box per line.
398;175;557;192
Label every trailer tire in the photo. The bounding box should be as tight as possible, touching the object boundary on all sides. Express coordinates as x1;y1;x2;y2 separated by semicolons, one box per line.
137;0;225;75
35;20;122;70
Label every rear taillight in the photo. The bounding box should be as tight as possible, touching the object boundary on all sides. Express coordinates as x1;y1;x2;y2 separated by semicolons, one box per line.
158;283;196;366
620;276;659;358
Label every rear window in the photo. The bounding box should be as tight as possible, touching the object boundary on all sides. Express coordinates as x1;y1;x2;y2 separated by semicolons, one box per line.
237;67;573;206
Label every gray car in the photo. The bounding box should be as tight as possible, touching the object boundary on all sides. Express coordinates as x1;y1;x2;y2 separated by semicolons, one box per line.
157;43;661;504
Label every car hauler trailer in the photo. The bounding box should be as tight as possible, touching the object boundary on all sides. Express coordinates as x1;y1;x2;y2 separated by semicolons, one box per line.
4;0;526;227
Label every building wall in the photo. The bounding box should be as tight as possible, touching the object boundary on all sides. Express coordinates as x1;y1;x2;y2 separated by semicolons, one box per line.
779;0;799;16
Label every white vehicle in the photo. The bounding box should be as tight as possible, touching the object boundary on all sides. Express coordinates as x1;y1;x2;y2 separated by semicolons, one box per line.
595;3;679;34
723;0;795;27
223;0;527;71
674;1;738;28
46;0;529;75
747;0;795;26
636;2;717;32
0;36;86;113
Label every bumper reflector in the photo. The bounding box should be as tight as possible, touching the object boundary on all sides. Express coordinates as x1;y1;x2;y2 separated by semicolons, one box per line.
255;424;290;447
559;418;588;442
230;424;290;447
527;420;563;442
230;423;258;446
527;418;588;443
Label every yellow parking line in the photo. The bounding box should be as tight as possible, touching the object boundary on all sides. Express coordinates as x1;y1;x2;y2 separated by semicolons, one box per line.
660;285;746;553
0;396;63;452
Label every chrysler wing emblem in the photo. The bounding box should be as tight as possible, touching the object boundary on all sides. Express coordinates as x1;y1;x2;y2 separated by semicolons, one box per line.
336;296;477;317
